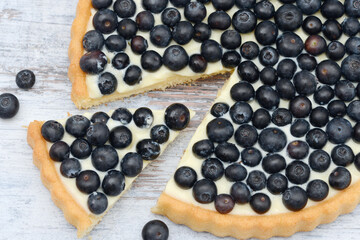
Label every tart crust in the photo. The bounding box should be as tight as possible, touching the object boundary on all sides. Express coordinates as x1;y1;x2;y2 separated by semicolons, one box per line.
68;0;231;109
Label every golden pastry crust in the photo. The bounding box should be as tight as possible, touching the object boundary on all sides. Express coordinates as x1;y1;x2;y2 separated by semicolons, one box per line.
153;185;360;240
27;121;101;238
68;0;231;109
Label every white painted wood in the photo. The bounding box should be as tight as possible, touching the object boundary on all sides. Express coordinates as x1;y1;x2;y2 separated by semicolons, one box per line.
0;1;360;239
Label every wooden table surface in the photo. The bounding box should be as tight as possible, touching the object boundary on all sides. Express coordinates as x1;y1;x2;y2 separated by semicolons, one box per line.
0;0;359;239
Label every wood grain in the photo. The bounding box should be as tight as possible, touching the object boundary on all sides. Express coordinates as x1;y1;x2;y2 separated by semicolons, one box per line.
0;0;360;239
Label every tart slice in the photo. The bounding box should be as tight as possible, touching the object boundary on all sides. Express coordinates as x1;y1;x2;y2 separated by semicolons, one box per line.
27;103;194;238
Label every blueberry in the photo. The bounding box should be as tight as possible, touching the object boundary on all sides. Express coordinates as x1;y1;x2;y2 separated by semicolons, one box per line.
136;139;160;160
326;118;353;145
276;32;304;57
121;152;143;177
49;141;70;162
193;23;211;43
246;170;266;191
165;103;190;131
71;138;92;159
80;50;107;74
230;182;250;204
41;120;64;142
229;101;253;124
344;0;360;17
215;194;235;214
161;8;181;27
201;40;223;63
331;145;354;167
192;179;217;203
310;107;329;127
260;67;278;86
345;37;360;55
109;126;132;149
328;100;347;117
326;41;345;61
189;54;207;73
262;154;286;174
215;142;240;163
114;0;136;18
259;128;287;153
163;45;189;71
286;161;310;184
297;53;317;71
16;69;36;89
296;0;321;14
267;173;288;195
275;4;303;31
105;35;126;52
290;119;310;137
136;11;155;31
0;93;19;119
220;30;241;50
306;180;329;202
142;220;169;240
117;19;138;40
207;118;234;143
221;51;241;68
93;9;118;34
272;108;292;126
76;170;100;194
234;124;258;148
237;61;260;83
184;2;206;23
329;167;352;190
255;85;280;110
174;166;197;189
92;0;112;9
240;41;259;60
254;0;275;20
86;123;110;146
258;47;279;67
150;125;170;144
314;85;334;105
210;102;229;118
124;65;142;85
306;128;328;149
172;21;194;45
98;72;118;95
208;11;231;30
131;36;148;55
230;82;254;102
235;0;255;8
293;71;317;96
309;150;331;172
225;163;247;182
287;141;309;159
232;10;257;33
321;0;344;19
276;79;295;100
201;158;224;181
150;25;172;48
133;107;154;129
141;51;163;72
277;59;297;79
170;0;190;7
342;17;360;36
112;53;130;70
60;158;81;178
255;21;278;46
102;170;125;196
192;139;214;158
305;35;327;56
143;0;168;13
241;147;262;167
347;100;360;122
252;108;271;129
302;16;322;35
250;193;271;214
92;145;119;171
88;192;108;215
354;122;360;142
341;55;360;82
289;96;312;118
282;186;308;211
111;108;132;124
212;0;235;11
355;153;360;171
322;20;342;41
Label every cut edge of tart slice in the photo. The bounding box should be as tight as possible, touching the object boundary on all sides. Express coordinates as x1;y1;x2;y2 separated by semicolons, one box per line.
152;73;360;240
68;0;232;110
27;106;194;238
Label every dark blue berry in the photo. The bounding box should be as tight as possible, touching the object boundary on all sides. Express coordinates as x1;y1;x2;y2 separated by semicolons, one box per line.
326;41;345;61
259;46;279;67
201;40;223;63
260;67;278;86
141;50;162;72
208;11;231;30
142;220;169;240
250;193;271;214
271;108;292;126
286;161;310;184
76;170;100;194
201;158;224;181
314;85;334;105
276;32;304;57
344;0;360;17
322;19;342;41
282;186;308;211
347;100;360;122
229;101;253;124
247;170;266;191
255;21;278;46
309;150;331;172
293;70;317;96
353;122;360;142
297;53;317;71
345;37;360;55
93;9;118;34
98;72;118;95
326;118;353;144
117;19;138;40
161;8;181;27
16;70;36;89
41;120;64;142
287;140;309;159
184;1;206;23
275;4;303;31
254;0;275;20
80;50;107;74
192;139;214;158
237;61;259;83
230;182;250;204
136;139;160;160
114;0;136;18
277;59;297;79
88;192;108;215
163;45;189;71
225;163;247;182
215;142;240;163
71;138;92;159
109;126;132;149
102;170;125;196
241;147;262;167
112;53;130;70
341;55;360;82
143;0;168;13
259;128;287;153
60;158;81;178
121;152;143;177
232;10;257;33
131;36;148;54
230;82;254;102
133;107;153;128
291;119;310;138
66;115;90;138
92;0;112;9
49;141;70;162
150;125;170;144
262;154;286;174
150;25;172;48
355;153;360;171
189;54;207;73
174;166;197;189
240;41;259;60
331;144;354;166
86;122;109;146
215;194;235;214
306;179;329;201
296;0;321;15
306;128;328;149
124;65;142;85
193;23;211;42
170;0;190;7
289;96;312;118
255;85;280;110
302;16;322;35
221;30;241;50
207;118;234;143
328;100;347;118
329;167;352;190
165;103;190;130
0;93;19;119
234;124;258;148
221;51;241;68
136;11;155;31
321;0;344;19
267;173;288;195
92;145;119;171
252;108;271;129
111;108;132;124
105;35;126;52
192;179;217;203
235;0;255;8
172;21;194;45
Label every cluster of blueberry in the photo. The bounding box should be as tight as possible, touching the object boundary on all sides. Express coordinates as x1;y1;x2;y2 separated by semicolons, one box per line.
40;103;190;214
172;0;360;215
